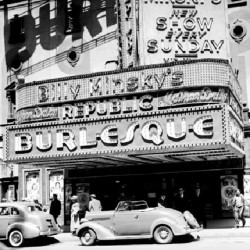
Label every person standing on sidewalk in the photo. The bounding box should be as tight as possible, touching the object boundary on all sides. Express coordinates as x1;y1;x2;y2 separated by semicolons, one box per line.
70;195;80;235
192;184;207;228
157;193;168;208
232;189;246;228
49;194;61;225
89;194;102;211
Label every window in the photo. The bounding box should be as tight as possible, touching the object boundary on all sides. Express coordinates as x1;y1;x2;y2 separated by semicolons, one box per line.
11;207;19;215
0;207;9;215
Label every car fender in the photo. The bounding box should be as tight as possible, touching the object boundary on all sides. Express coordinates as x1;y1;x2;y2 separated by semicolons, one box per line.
6;222;40;239
150;217;182;236
76;221;115;240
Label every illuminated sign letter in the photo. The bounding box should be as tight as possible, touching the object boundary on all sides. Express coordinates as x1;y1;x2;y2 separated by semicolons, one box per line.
85;101;96;117
62;105;73;119
56;129;77;151
190;115;213;137
141;121;163;145
139;95;153;110
99;125;118;145
110;99;121;114
15;133;32;152
120;122;139;145
79;127;97;147
90;78;102;95
36;131;52;151
166;118;186;140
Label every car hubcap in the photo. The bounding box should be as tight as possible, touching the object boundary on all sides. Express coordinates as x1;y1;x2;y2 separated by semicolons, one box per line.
84;232;91;241
159;230;168;239
12;233;21;243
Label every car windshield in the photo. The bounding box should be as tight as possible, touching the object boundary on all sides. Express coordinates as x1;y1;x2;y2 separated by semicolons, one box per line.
27;205;42;212
117;201;148;211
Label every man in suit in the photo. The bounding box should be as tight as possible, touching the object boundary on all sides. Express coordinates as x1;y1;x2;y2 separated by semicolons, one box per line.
89;194;102;211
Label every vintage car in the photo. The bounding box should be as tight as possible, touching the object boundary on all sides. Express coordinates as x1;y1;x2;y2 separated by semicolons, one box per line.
76;200;200;246
0;202;60;247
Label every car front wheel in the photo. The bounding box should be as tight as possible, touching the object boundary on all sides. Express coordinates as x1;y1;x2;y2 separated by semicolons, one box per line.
153;225;173;244
8;230;24;247
79;228;96;246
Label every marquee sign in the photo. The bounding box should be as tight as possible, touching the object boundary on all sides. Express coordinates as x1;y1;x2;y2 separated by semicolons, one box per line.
139;0;229;64
16;59;242;111
16;107;58;124
16;87;242;124
5;104;244;162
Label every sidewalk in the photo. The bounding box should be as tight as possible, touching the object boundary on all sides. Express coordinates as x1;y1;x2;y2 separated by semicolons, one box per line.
56;218;250;242
199;217;250;238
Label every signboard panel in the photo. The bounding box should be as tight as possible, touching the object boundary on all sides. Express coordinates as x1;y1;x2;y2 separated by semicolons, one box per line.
16;87;242;124
139;0;229;64
6;105;228;161
16;59;242;111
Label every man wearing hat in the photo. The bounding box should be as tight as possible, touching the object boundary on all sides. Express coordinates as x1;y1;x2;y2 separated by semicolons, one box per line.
89;194;102;212
192;184;207;228
174;187;191;213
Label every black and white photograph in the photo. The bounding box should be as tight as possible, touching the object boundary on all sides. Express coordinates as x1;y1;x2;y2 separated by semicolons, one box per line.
0;0;250;249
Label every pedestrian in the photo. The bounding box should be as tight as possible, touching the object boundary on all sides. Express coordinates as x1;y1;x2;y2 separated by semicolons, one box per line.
157;193;168;208
174;187;191;213
192;184;207;228
49;194;61;225
232;189;246;228
89;194;102;212
70;195;80;235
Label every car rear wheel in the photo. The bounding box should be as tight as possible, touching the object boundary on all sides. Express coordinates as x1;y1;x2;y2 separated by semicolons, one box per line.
79;228;96;246
153;225;173;244
8;230;24;247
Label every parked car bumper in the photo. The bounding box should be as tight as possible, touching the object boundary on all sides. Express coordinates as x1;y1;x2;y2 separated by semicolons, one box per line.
40;227;61;236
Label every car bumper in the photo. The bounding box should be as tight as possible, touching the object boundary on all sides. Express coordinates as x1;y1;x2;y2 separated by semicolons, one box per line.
186;226;202;233
40;228;61;236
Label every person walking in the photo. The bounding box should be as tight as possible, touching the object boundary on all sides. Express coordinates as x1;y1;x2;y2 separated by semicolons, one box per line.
232;189;246;228
89;194;102;212
49;194;61;225
192;184;207;228
70;195;80;235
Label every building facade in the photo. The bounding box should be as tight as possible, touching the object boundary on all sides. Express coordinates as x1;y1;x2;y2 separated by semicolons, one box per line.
0;0;248;227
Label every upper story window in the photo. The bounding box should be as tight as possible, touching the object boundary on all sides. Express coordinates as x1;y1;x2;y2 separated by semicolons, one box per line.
5;82;16;123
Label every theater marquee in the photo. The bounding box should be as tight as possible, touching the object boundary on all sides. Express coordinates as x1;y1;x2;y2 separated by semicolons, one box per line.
6;104;244;162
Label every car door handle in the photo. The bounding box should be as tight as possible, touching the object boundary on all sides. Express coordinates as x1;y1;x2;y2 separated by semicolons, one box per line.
134;215;138;219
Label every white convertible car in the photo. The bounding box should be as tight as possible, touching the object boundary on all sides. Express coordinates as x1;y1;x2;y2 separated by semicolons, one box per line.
76;200;200;246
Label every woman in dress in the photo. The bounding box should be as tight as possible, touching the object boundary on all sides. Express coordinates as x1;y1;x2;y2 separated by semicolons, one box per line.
70;195;80;235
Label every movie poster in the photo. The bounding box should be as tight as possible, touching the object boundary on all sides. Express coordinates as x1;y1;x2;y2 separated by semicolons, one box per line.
49;171;64;201
220;175;238;210
65;184;72;215
26;173;40;200
244;175;250;201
